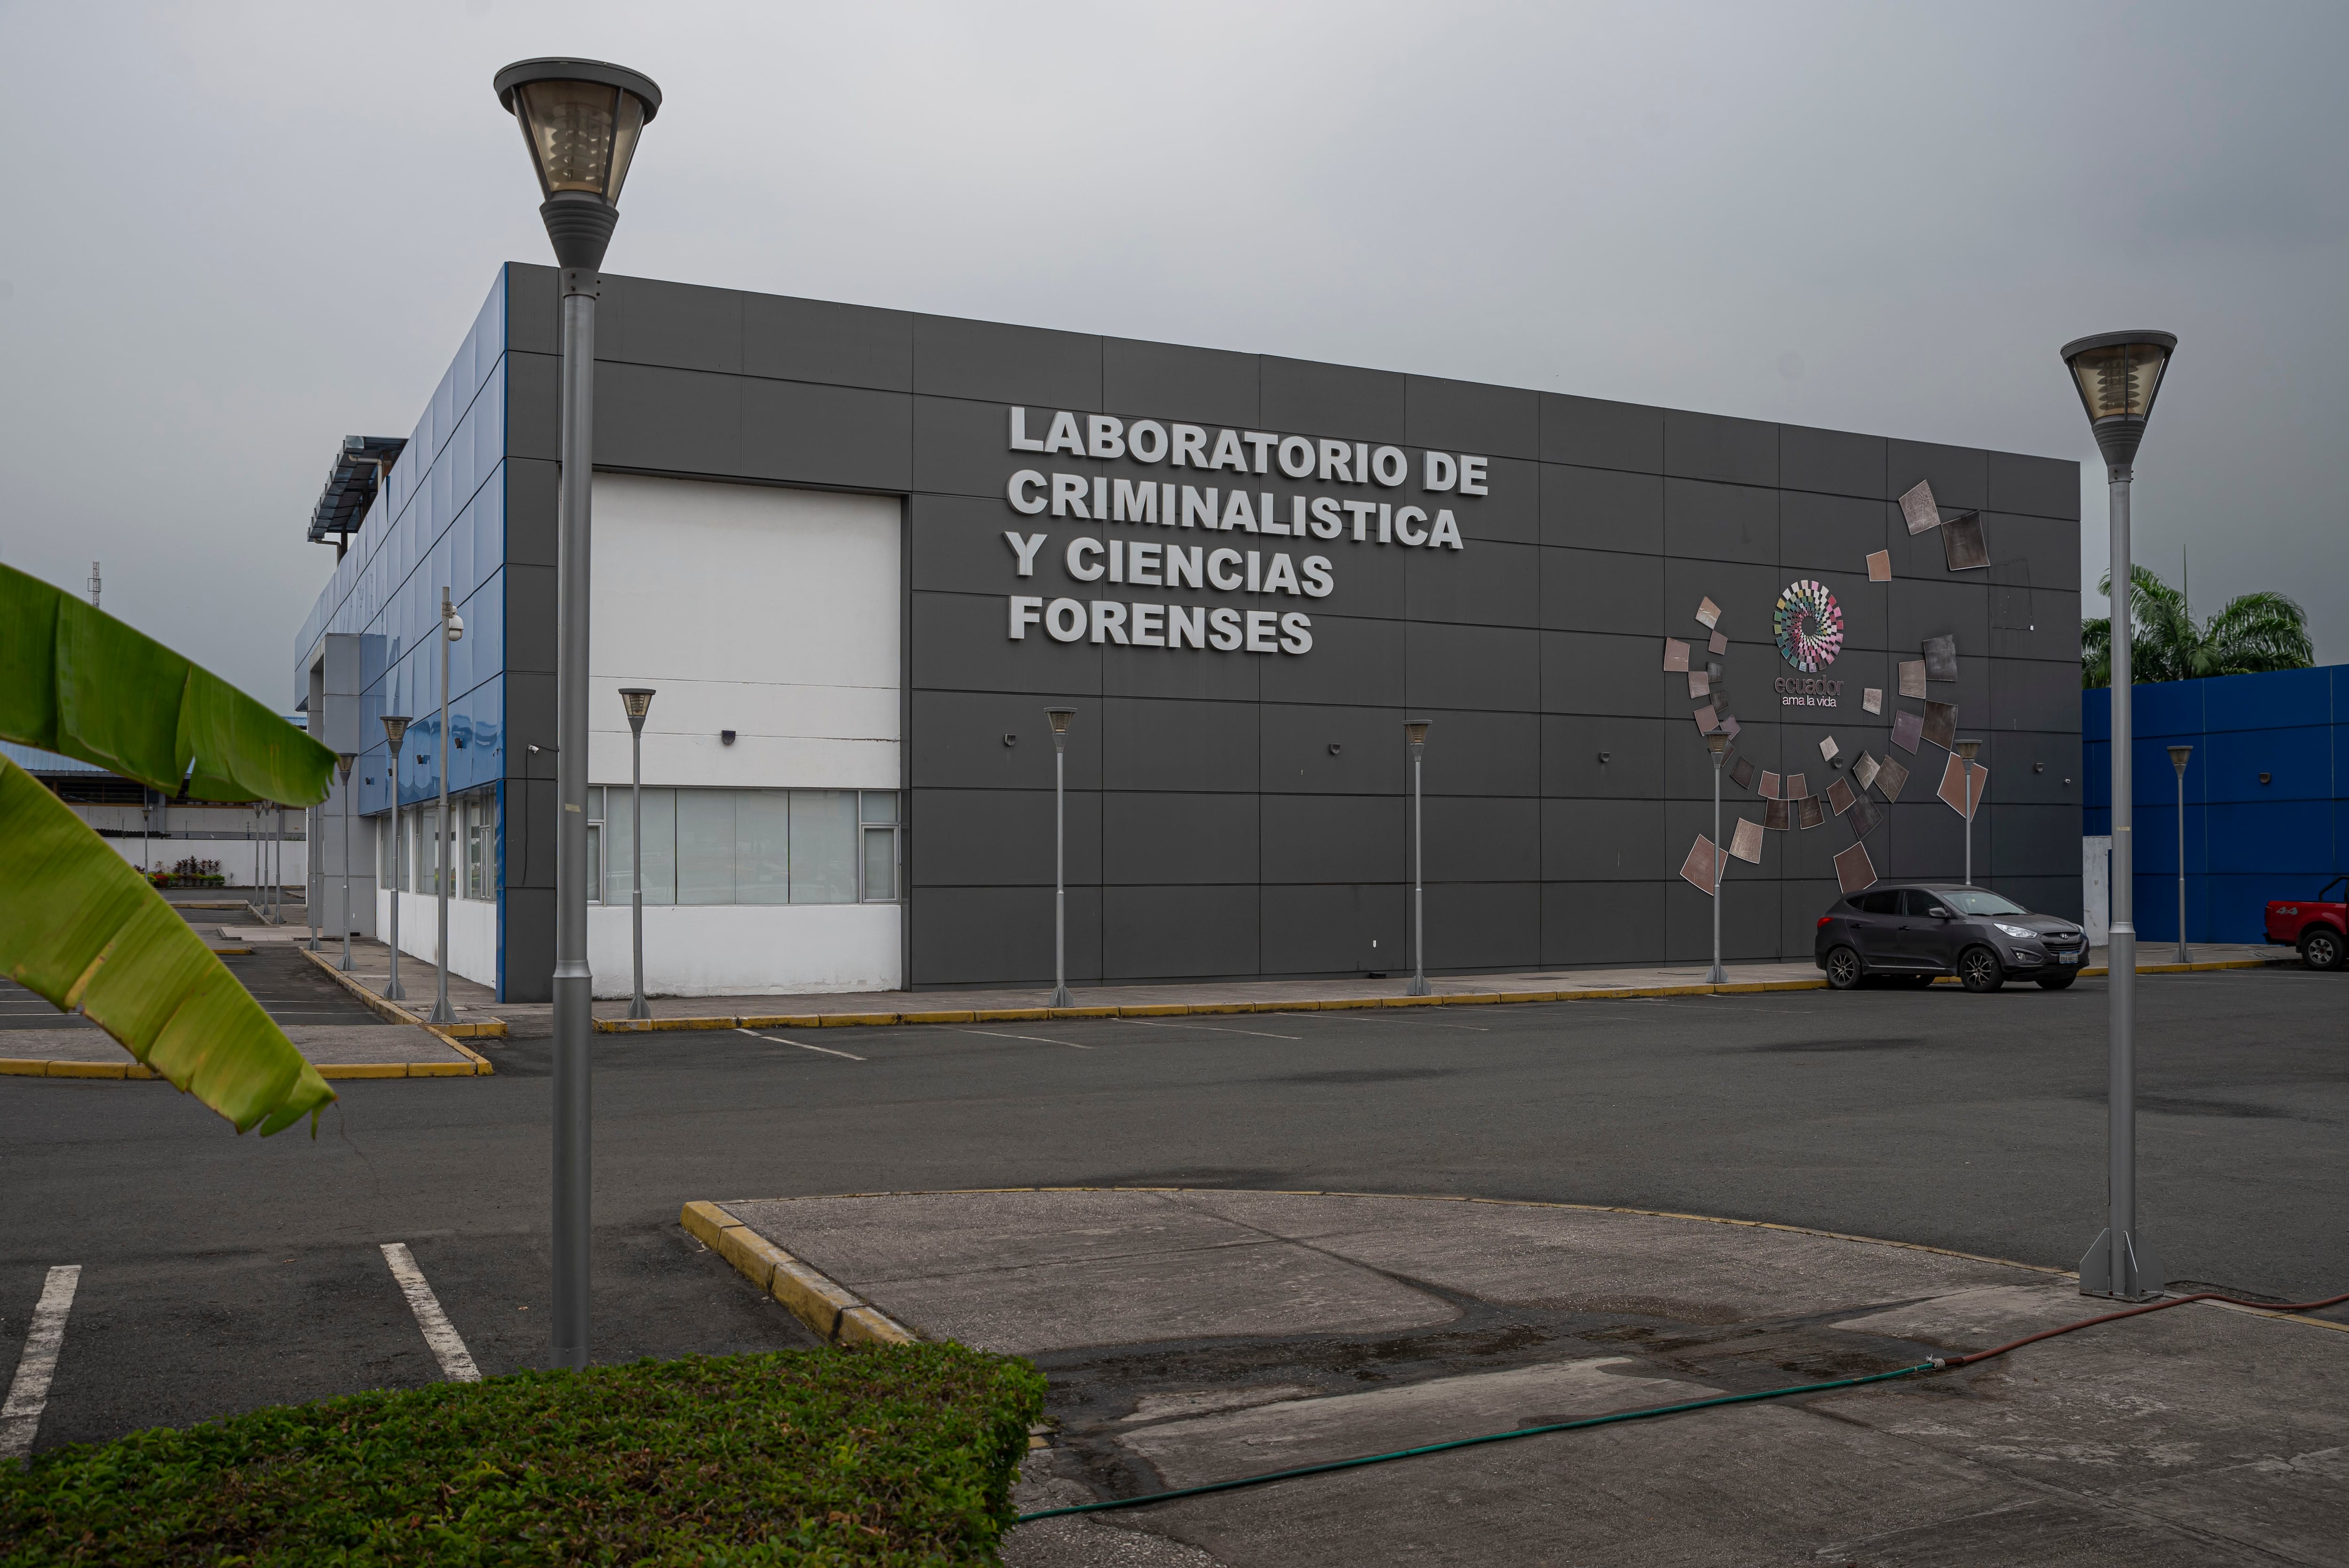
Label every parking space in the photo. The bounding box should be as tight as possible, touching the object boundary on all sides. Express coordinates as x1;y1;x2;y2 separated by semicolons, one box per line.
2;964;2339;1455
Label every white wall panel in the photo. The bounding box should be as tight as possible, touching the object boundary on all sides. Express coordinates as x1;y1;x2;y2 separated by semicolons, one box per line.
590;476;900;791
585;902;901;996
378;889;499;990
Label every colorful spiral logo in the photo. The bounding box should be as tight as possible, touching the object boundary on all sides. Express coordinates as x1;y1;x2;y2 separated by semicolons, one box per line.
1774;579;1844;672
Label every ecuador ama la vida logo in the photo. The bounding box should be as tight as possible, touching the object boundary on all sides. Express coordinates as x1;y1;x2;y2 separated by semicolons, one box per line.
1774;579;1843;672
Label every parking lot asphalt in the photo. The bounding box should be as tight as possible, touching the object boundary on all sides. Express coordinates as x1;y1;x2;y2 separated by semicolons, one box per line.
0;964;2341;1454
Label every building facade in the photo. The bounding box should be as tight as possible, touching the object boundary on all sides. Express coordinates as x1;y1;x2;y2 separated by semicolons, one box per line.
296;264;2084;1002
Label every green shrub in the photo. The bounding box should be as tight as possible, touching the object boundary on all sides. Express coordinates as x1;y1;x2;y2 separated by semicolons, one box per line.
1;1344;1045;1566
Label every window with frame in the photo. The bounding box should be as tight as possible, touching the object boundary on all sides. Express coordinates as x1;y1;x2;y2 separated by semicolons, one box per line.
589;787;899;906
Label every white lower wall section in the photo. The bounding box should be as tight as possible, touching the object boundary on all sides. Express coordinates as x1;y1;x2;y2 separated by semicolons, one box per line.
585;903;901;997
109;838;308;887
376;889;499;991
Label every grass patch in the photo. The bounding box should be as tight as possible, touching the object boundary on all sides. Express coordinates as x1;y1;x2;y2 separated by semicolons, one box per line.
1;1343;1045;1565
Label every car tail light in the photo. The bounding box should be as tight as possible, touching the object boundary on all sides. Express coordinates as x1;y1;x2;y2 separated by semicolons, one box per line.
1817;916;1834;927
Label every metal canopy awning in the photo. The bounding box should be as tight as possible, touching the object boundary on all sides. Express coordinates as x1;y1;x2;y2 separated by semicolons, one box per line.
307;435;407;544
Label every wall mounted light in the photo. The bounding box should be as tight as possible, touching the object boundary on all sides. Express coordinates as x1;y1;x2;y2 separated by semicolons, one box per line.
2260;772;2271;784
1328;743;1343;756
1598;751;1612;764
1003;733;1017;747
720;730;737;746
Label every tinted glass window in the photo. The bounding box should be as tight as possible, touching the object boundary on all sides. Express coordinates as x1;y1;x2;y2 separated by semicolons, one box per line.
1855;891;1899;914
1900;890;1945;916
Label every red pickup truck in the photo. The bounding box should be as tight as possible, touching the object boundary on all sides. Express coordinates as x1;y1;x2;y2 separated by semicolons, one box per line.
2266;877;2346;970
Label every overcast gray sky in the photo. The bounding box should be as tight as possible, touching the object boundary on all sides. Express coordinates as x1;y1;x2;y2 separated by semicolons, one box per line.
4;1;2343;705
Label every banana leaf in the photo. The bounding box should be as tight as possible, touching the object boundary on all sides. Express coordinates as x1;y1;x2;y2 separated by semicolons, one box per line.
0;759;335;1133
0;564;340;1134
0;562;336;805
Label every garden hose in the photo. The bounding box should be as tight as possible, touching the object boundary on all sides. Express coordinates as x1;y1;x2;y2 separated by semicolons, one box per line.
1019;1284;2349;1523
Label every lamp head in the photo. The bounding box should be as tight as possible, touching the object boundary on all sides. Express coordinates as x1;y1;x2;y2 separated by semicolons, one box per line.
2168;744;2193;776
381;714;412;749
1045;706;1075;735
1404;720;1431;747
2059;330;2177;470
1954;738;1982;761
494;58;662;271
619;686;655;733
335;752;356;782
1703;728;1730;758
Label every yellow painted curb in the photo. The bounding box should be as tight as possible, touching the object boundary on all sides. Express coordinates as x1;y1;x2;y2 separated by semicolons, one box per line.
971;1008;1050;1022
738;1014;823;1030
680;1201;914;1345
820;1012;901;1028
899;1010;977;1024
45;1060;129;1079
0;1059;47;1077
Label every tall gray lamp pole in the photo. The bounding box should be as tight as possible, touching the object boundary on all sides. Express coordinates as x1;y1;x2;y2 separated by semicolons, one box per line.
380;715;412;999
430;590;464;1027
2169;745;2192;964
1405;721;1431;995
1703;728;1728;985
1045;707;1075;1009
2061;328;2178;1301
1955;738;1982;885
336;753;356;970
498;58;661;1371
620;688;655;1020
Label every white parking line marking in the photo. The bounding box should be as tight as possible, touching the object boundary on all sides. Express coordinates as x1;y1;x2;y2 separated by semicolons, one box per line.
958;1028;1093;1049
380;1243;482;1383
737;1027;865;1060
2;1265;81;1462
1117;1017;1302;1041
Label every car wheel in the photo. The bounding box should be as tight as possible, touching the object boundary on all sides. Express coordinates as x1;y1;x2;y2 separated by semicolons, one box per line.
1958;946;2006;993
2303;928;2346;971
2035;972;2077;990
1825;946;1863;990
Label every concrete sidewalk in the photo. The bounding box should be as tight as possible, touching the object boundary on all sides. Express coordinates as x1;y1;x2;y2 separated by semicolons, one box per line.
309;941;2287;1039
693;1188;2348;1567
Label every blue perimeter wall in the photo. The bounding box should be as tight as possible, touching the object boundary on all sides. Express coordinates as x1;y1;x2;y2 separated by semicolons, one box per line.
2084;665;2349;944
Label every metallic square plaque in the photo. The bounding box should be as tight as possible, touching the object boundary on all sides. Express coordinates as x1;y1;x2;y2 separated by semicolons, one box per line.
1663;637;1690;673
1730;755;1756;790
1765;799;1790;831
1922;700;1958;750
1828;776;1856;815
1899;479;1942;535
1867;550;1893;582
1898;660;1928;699
1693;704;1719;733
1891;709;1923;754
1696;597;1721;629
1937;753;1989;818
1708;629;1728;656
1852;751;1881;790
1863;687;1883;714
1834;840;1878;894
1819;735;1841;763
1786;772;1808;800
1941;512;1989;571
1688;670;1711;698
1875;753;1911;802
1760;770;1782;800
1799;796;1827;830
1721;714;1742;739
1680;834;1723;893
1922;635;1959;682
1846;792;1884;839
1729;817;1765;864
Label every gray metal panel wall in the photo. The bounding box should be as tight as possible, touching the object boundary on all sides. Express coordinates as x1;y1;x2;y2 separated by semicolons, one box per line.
498;264;2083;987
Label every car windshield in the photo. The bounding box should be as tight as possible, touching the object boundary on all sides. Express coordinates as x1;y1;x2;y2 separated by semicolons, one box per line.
1941;889;2029;916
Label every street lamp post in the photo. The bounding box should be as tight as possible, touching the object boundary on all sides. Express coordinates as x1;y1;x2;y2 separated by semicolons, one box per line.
498;55;662;1371
1405;721;1431;996
1955;738;1983;885
619;689;655;1020
430;590;464;1028
2061;328;2178;1301
1703;728;1729;984
380;716;413;1000
336;753;356;970
2170;745;2193;964
1045;707;1075;1009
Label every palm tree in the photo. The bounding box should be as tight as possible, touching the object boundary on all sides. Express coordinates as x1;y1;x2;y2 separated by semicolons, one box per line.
2081;565;2313;688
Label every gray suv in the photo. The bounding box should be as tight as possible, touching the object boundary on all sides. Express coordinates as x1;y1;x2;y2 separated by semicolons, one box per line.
1814;884;2089;993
